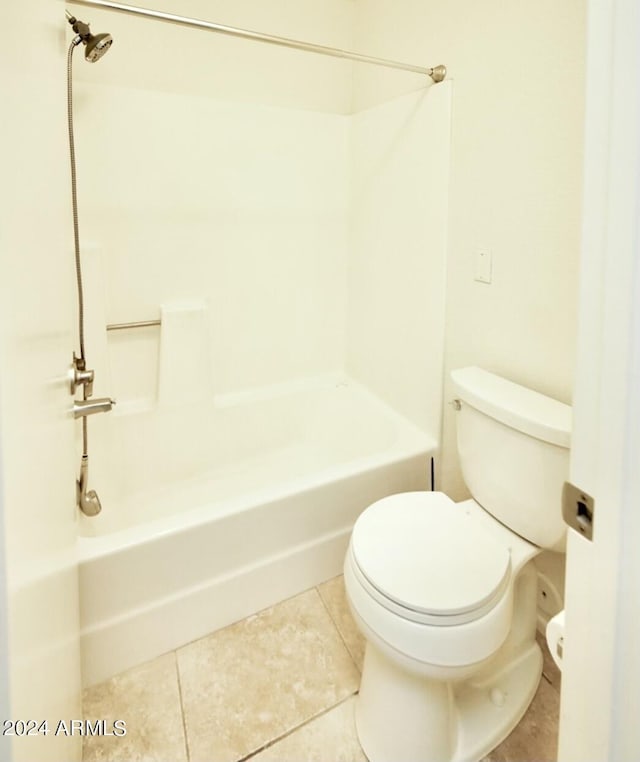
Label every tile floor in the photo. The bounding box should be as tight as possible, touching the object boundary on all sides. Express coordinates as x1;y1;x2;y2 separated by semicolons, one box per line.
83;576;561;762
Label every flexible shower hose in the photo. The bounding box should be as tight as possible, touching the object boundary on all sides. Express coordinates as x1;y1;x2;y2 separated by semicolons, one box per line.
67;39;88;455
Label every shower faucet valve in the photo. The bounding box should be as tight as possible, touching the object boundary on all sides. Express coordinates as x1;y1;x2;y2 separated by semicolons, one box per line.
70;354;95;397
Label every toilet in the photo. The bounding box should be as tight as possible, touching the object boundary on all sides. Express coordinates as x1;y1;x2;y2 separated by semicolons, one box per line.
344;367;571;762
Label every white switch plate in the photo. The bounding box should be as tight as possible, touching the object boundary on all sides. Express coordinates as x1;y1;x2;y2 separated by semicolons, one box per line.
475;248;492;284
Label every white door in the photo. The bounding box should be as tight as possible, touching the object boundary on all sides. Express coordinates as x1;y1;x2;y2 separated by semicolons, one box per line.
558;0;640;758
0;1;83;760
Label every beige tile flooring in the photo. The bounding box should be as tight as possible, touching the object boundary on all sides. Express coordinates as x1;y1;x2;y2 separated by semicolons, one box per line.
83;576;561;762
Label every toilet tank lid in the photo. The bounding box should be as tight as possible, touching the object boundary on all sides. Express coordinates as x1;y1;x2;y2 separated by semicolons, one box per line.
451;367;572;448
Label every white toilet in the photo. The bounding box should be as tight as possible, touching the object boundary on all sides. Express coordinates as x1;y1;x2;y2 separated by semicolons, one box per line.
344;367;571;762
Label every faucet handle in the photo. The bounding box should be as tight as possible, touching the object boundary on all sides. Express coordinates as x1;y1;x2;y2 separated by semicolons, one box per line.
69;354;94;396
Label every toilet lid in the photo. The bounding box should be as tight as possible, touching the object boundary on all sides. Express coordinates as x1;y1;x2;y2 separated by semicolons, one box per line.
351;492;512;619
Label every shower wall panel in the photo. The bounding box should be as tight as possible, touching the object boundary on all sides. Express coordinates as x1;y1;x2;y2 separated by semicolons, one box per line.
72;0;355;407
347;85;452;437
76;87;350;403
72;0;451;425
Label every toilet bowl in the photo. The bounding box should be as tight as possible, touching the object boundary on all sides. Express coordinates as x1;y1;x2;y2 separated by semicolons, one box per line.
344;367;571;762
345;494;542;762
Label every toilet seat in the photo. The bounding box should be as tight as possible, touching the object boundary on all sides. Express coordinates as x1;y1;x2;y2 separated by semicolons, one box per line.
350;492;512;626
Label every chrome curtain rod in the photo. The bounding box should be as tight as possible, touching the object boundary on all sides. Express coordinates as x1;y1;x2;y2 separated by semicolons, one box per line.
68;0;446;82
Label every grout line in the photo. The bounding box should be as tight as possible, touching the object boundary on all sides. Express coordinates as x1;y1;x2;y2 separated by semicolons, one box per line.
236;581;361;761
315;578;362;674
238;691;358;762
174;651;192;762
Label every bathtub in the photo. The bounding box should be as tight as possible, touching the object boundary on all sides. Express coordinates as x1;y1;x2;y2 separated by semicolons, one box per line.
79;375;436;686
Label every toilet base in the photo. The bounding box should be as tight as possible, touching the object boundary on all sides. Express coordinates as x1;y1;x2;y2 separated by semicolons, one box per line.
356;639;543;762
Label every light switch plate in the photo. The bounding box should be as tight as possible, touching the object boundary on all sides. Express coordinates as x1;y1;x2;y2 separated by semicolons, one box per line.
475;248;492;284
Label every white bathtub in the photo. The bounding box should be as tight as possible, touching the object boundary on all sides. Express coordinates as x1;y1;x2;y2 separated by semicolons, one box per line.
79;375;436;686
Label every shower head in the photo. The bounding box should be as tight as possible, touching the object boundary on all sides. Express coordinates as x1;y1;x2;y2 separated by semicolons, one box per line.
66;11;113;62
83;32;113;62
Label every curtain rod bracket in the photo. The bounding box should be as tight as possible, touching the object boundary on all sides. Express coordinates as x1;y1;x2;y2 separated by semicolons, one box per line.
429;65;447;83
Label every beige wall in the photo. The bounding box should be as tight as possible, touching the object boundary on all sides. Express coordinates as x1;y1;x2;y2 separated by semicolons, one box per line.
353;0;586;496
0;2;83;760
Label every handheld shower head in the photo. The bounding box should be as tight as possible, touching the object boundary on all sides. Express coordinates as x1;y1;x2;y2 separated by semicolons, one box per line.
66;11;113;62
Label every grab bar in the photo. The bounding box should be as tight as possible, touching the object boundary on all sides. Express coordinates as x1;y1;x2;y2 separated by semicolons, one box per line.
106;319;161;331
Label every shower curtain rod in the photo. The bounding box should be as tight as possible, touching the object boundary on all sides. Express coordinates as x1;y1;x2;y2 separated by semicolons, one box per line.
67;0;447;82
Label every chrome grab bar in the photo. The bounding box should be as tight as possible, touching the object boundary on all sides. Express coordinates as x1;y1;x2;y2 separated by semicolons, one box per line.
106;319;161;331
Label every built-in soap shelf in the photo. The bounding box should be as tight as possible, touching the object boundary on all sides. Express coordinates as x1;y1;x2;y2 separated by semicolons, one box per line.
105;300;212;411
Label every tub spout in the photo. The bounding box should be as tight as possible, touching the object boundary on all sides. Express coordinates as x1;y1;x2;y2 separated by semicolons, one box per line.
73;397;115;419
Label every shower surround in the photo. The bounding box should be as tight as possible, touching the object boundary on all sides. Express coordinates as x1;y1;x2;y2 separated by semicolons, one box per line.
72;1;451;684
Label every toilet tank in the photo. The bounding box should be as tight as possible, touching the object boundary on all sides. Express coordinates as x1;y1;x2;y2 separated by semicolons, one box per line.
451;367;571;551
